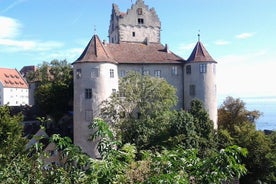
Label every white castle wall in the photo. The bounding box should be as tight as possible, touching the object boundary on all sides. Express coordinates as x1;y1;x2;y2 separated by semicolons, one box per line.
73;62;118;157
184;62;217;128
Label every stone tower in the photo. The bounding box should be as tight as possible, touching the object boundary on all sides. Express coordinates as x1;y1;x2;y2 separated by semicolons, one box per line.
108;0;161;44
184;37;218;128
72;35;119;157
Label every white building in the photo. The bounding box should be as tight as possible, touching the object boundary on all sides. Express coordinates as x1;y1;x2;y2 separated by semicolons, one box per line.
73;0;217;157
0;68;29;106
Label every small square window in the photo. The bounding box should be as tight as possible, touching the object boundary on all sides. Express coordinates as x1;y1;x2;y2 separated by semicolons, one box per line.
189;85;196;96
199;64;207;73
85;88;92;99
186;65;191;74
110;69;114;78
138;18;144;24
154;70;161;78
76;69;82;79
172;66;178;76
91;68;99;78
137;8;142;15
142;70;150;75
120;70;126;77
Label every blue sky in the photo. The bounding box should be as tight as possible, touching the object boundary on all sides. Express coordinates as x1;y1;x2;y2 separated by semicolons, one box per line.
1;0;276;99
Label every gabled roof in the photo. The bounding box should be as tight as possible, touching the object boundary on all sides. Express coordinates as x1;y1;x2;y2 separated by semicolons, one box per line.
187;41;216;63
107;42;184;64
0;68;28;88
73;34;185;65
73;34;116;64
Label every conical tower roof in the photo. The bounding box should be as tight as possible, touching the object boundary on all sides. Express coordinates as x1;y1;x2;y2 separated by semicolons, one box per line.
187;41;216;63
73;34;116;64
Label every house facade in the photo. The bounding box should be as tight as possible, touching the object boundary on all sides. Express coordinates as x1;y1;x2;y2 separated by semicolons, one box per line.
0;68;29;106
73;0;217;157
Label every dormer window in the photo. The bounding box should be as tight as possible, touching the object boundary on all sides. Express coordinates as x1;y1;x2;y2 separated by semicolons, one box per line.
138;18;144;24
137;8;142;15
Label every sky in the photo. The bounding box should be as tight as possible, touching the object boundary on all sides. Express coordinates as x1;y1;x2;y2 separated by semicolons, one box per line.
1;0;276;100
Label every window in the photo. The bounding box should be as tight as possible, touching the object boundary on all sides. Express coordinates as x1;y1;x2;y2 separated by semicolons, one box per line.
199;64;207;73
138;18;144;24
110;69;114;78
186;65;191;74
189;85;196;96
132;32;135;37
154;70;161;78
76;69;82;79
137;8;142;15
172;66;178;76
91;68;99;78
112;89;117;94
85;88;92;99
120;70;126;77
142;70;150;75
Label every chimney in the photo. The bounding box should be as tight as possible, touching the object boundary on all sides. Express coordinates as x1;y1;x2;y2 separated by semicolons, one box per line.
165;44;170;53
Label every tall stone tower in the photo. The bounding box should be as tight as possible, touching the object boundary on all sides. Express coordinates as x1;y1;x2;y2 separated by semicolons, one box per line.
72;35;119;157
184;36;218;128
108;0;161;44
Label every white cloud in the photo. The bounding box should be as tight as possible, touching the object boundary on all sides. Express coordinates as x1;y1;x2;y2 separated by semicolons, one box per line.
0;16;21;39
0;38;63;52
214;40;230;46
235;32;255;39
0;16;64;52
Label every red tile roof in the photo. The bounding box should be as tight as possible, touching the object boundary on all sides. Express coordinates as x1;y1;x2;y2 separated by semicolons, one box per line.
73;35;185;65
74;35;116;64
0;68;28;88
187;41;216;63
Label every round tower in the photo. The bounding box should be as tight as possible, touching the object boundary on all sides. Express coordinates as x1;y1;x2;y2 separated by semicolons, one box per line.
184;38;218;129
72;34;118;157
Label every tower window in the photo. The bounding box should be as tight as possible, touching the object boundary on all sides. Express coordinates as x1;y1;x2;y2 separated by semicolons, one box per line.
132;32;135;37
199;64;207;73
138;18;144;24
110;69;114;78
85;88;92;99
91;68;99;78
76;69;82;79
189;85;196;96
137;8;142;15
186;65;191;74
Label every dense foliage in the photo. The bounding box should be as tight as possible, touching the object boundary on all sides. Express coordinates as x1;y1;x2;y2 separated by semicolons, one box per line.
27;59;73;123
218;96;276;183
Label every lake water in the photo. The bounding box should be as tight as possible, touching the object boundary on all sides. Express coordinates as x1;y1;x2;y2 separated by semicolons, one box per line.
218;96;276;131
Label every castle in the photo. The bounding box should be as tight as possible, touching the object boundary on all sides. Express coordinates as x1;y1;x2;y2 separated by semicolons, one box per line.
73;0;217;157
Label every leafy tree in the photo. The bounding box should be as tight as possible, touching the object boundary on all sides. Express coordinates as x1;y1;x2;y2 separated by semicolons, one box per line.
218;96;261;133
218;96;275;183
28;59;73;123
189;99;216;154
101;72;177;150
0;106;26;166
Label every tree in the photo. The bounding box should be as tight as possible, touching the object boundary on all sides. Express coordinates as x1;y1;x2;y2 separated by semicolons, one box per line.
28;60;73;123
189;99;216;155
100;72;177;150
218;96;275;183
218;96;261;132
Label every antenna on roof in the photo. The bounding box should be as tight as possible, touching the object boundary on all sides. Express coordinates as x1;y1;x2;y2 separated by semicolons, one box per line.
198;30;201;42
